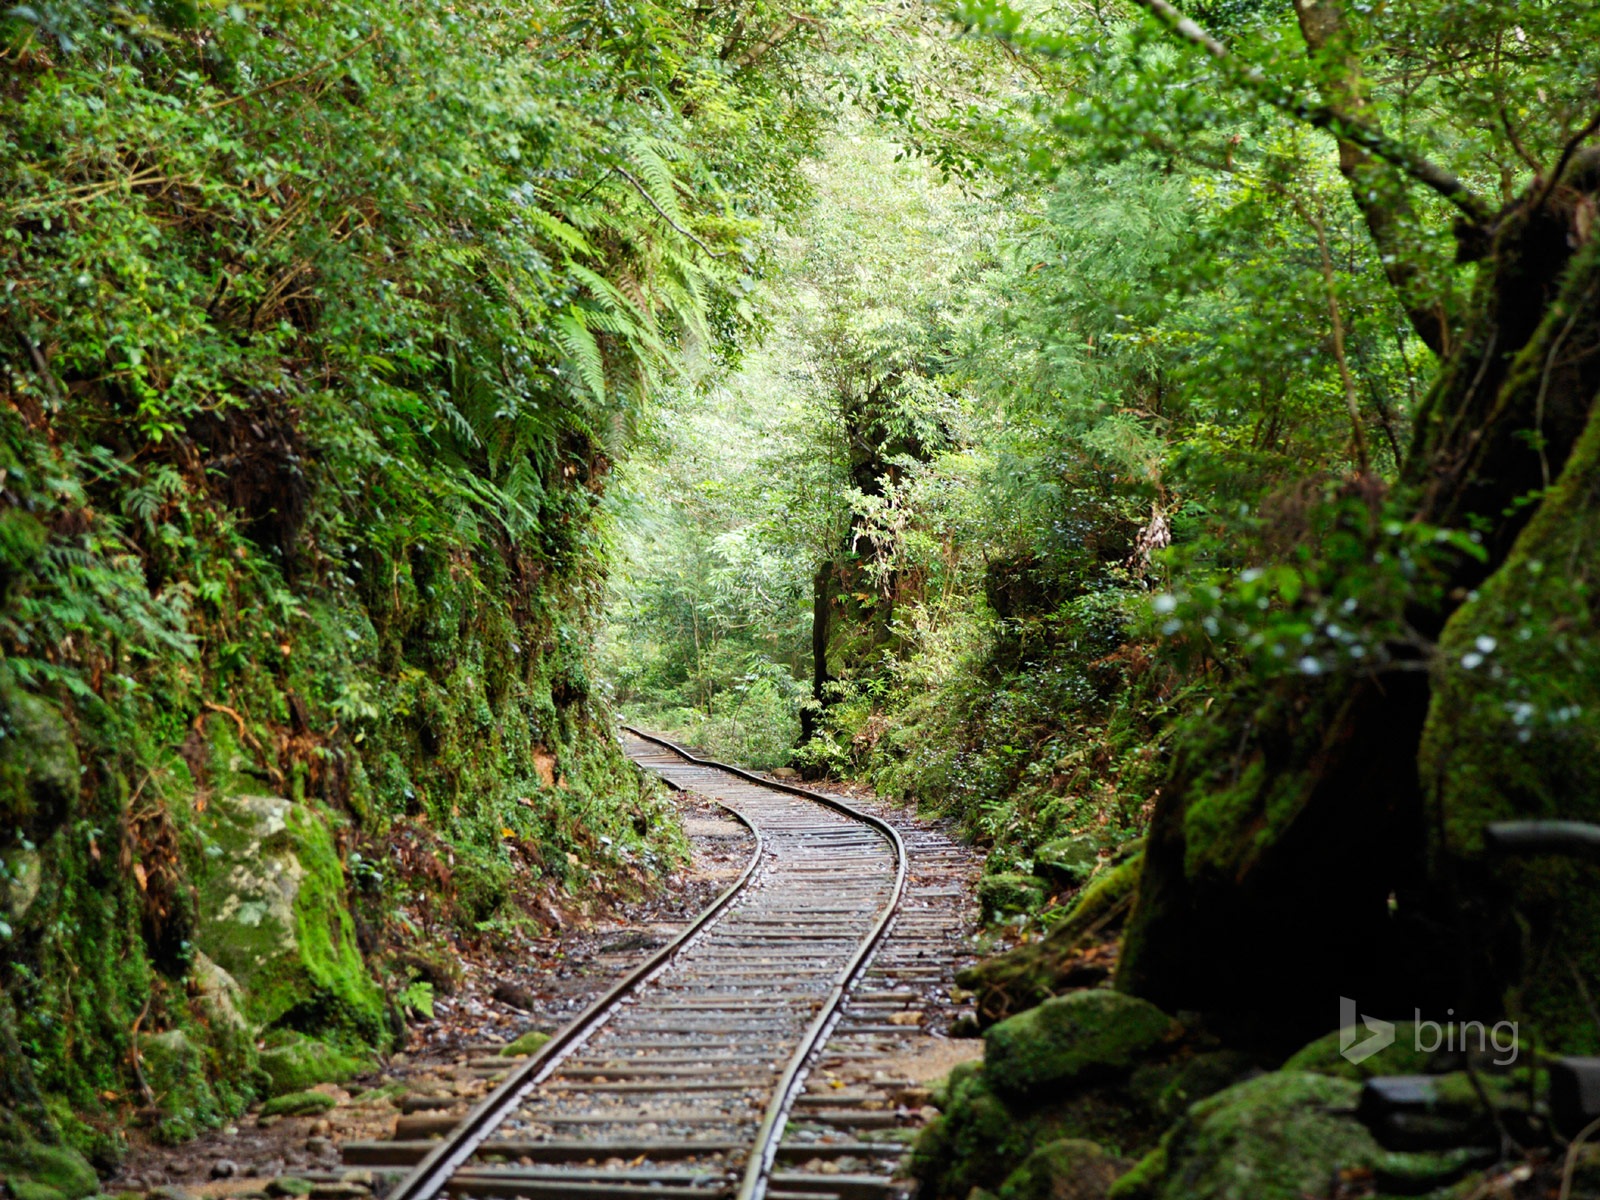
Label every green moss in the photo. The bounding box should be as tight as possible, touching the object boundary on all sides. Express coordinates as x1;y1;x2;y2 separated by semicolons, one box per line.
501;1029;552;1057
984;990;1177;1099
194;795;384;1045
978;872;1050;923
1130;1050;1259;1121
1033;837;1100;888
913;1059;1161;1200
0;686;78;835
910;1065;1042;1199
996;1138;1127;1200
137;1031;224;1144
958;852;1142;1026
8;1182;67;1200
1111;1071;1478;1200
0;1136;98;1200
257;1034;367;1097
1281;1024;1434;1081
1107;1135;1170;1200
258;1091;337;1118
1418;409;1600;1052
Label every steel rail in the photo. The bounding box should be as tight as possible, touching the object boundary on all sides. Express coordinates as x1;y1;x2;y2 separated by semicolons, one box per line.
619;726;909;1200
382;777;766;1200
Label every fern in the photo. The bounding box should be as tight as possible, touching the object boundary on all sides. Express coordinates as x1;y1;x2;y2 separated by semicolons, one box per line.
554;312;607;404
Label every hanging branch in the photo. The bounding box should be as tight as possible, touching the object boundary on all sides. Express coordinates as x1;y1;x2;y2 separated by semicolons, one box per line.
610;167;732;259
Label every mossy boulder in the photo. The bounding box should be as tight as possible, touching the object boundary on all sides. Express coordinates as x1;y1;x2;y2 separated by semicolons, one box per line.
915;1041;1176;1200
194;793;384;1045
0;1135;98;1200
979;873;1050;922
959;853;1141;1025
501;1029;552;1057
257;1032;367;1096
1033;837;1100;888
1129;1050;1260;1121
985;990;1178;1099
258;1091;336;1118
1282;1023;1434;1081
1418;409;1600;1052
912;1063;1075;1199
997;1138;1128;1200
1108;1071;1478;1200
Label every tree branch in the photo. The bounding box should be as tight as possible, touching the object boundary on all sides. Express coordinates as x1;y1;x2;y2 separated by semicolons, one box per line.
1126;0;1491;225
610;167;731;259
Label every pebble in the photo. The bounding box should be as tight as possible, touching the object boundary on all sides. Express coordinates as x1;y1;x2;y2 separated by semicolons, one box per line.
210;1160;240;1179
309;1119;332;1136
305;1137;333;1155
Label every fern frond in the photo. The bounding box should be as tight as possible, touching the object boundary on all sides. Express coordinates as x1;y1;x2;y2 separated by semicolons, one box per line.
554;312;606;403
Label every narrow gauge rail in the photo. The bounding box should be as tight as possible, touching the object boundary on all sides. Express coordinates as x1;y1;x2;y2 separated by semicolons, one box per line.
380;728;908;1200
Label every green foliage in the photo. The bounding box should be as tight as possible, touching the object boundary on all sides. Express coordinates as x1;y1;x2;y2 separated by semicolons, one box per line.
0;0;828;1160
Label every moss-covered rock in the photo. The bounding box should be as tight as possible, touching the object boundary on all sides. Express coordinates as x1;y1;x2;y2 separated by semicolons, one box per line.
137;1031;224;1144
911;1063;1072;1199
997;1138;1127;1200
1108;1071;1477;1200
980;873;1050;922
257;1033;367;1097
1129;1049;1260;1122
914;1052;1171;1199
985;990;1177;1099
0;1134;98;1200
1418;408;1600;1052
0;687;78;842
1034;838;1100;889
959;853;1141;1025
194;794;384;1045
501;1029;552;1057
1281;1024;1434;1081
258;1091;336;1118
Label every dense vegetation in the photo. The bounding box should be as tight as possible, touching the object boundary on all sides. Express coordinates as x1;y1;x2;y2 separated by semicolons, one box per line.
0;0;827;1172
6;0;1600;1195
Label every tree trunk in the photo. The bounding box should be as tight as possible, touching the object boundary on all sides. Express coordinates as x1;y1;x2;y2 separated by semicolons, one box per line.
1117;175;1600;1045
800;559;834;746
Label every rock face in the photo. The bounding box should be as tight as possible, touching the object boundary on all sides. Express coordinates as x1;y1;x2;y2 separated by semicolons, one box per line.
195;794;384;1044
985;991;1177;1099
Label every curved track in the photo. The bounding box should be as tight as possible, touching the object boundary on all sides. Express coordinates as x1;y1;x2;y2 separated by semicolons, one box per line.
379;728;909;1200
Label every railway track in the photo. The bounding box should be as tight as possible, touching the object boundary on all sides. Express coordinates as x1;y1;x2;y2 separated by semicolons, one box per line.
346;727;977;1200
